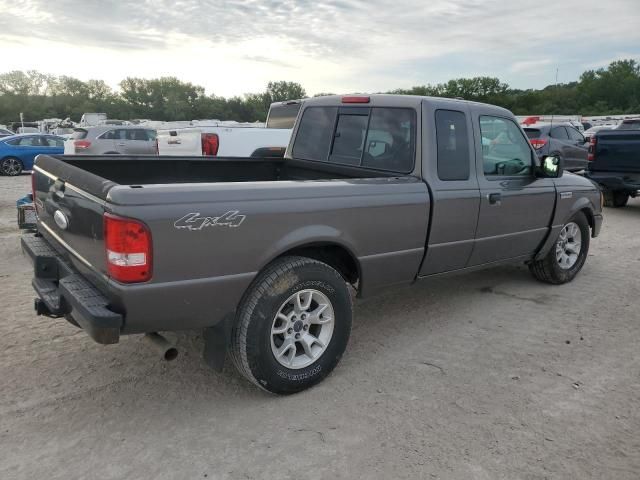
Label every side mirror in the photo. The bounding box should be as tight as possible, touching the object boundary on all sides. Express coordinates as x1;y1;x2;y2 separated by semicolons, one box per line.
539;155;563;178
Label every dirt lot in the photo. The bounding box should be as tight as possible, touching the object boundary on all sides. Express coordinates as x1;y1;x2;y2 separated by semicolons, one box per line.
0;174;638;480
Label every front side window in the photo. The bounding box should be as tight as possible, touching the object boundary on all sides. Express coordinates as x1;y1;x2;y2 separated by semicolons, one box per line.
550;127;569;140
566;127;584;142
17;137;40;146
435;110;470;181
480;116;533;177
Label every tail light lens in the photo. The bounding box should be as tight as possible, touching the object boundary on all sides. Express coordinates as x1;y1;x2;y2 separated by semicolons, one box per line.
201;133;219;156
104;213;152;283
74;140;91;150
342;96;370;103
588;136;596;161
530;138;547;150
31;171;38;213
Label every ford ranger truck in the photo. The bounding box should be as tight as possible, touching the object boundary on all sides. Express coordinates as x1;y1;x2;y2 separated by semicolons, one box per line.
22;94;603;394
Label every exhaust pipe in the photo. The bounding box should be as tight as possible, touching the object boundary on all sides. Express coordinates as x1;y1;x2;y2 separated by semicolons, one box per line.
144;333;178;361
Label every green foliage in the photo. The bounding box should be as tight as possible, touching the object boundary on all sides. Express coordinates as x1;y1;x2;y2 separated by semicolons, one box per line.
0;60;638;125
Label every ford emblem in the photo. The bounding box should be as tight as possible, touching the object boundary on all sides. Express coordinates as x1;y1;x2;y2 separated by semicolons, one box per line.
53;210;69;230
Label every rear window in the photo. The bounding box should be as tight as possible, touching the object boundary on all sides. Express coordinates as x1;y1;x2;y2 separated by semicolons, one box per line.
72;129;88;140
266;103;301;129
292;107;337;163
292;106;416;173
524;129;541;139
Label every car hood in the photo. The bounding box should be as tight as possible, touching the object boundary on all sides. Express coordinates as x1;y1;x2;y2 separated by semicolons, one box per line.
555;171;599;190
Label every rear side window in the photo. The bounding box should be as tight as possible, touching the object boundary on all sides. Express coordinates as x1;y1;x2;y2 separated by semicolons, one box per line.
292;107;337;162
435;110;470;181
524;129;541;139
71;129;88;140
100;129;117;140
293;106;416;173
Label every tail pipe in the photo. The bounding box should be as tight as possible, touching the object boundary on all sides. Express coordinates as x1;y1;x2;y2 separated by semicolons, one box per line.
144;332;178;361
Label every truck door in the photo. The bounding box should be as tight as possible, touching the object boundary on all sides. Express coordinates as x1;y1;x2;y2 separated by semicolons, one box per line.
468;114;556;266
419;105;481;275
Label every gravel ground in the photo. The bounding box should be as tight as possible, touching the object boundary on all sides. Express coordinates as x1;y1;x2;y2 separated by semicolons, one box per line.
0;174;638;480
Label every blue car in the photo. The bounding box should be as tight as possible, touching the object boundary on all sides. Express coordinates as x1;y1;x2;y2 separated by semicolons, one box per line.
0;134;65;176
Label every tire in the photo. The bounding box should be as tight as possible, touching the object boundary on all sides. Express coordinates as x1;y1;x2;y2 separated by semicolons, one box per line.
0;157;23;176
230;256;352;395
603;190;629;208
529;212;590;284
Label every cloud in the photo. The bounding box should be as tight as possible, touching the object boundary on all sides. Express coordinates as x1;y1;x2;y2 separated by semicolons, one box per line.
0;0;638;95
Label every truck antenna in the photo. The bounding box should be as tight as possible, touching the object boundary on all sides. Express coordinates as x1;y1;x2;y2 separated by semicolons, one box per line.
550;67;559;129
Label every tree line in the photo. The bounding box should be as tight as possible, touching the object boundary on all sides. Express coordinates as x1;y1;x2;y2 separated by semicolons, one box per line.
0;59;638;126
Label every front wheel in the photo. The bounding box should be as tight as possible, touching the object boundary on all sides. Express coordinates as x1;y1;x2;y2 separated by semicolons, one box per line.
230;256;352;394
0;157;23;176
529;212;590;284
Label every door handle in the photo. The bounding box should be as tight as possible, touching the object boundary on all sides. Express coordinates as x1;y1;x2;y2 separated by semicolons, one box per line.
487;192;502;205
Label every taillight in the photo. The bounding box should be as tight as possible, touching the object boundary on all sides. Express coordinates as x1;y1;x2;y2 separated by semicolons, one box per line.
201;133;219;156
530;138;547;150
342;96;370;103
588;136;596;161
31;172;38;213
103;213;152;283
74;140;91;150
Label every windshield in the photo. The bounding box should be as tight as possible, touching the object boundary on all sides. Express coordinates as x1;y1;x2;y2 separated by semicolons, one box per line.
266;103;301;129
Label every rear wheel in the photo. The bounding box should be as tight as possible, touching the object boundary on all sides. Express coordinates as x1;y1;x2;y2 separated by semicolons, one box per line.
603;189;629;208
1;157;23;176
529;212;590;284
230;256;352;395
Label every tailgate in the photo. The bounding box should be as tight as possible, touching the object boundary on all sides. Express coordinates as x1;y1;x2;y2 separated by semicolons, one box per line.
592;132;640;172
157;128;203;156
32;157;113;277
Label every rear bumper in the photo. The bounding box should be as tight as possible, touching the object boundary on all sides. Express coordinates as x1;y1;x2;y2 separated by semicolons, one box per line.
584;172;640;194
21;233;122;344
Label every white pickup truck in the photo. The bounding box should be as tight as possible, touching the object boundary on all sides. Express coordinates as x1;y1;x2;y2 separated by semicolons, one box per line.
156;101;301;157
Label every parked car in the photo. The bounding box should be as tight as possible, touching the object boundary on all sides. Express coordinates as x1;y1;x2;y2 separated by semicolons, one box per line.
156;101;300;157
585;127;640;207
614;118;640;130
583;125;615;142
0;128;14;138
23;94;603;394
523;123;589;171
0;134;64;176
65;126;157;155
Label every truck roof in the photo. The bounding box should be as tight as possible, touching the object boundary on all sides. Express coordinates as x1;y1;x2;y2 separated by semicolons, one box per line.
302;94;513;117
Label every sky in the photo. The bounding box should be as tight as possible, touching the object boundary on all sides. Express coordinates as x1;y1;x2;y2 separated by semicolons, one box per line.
1;0;639;97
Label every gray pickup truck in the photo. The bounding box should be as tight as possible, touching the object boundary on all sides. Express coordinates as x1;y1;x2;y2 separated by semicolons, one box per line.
22;94;603;394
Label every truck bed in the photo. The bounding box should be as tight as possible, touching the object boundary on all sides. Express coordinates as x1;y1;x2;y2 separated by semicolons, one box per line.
35;155;394;199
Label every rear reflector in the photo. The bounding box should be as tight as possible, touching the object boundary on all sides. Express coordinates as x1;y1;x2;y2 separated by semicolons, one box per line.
588;136;596;161
74;140;91;150
530;138;547;150
202;133;219;156
104;213;152;283
342;96;370;104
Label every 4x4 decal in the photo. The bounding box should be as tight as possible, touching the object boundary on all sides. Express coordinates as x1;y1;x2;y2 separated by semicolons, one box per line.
174;211;246;230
